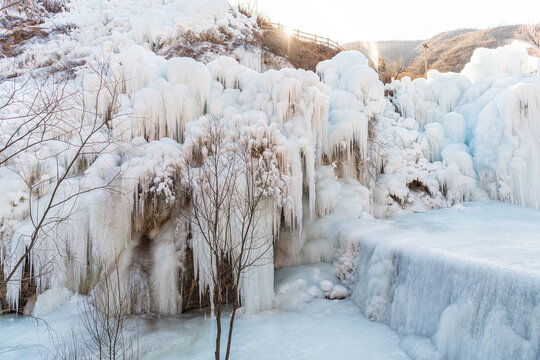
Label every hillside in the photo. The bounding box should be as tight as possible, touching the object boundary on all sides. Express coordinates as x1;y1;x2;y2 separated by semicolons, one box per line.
345;25;523;77
407;25;522;76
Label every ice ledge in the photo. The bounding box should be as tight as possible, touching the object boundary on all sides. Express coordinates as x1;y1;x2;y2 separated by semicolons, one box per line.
344;201;540;360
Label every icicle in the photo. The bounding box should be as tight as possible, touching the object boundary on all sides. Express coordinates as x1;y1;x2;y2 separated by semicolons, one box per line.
166;57;211;115
442;112;466;144
132;87;165;141
424;123;446;162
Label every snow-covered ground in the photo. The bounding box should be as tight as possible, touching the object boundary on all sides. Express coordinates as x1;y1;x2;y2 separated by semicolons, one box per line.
0;264;410;360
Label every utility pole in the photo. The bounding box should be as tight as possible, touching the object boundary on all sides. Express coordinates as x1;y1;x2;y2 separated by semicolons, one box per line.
423;43;429;78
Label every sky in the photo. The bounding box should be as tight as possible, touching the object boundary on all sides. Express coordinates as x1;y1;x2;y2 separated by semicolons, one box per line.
232;0;540;44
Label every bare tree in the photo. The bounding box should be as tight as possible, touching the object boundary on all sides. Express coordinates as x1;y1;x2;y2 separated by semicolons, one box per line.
223;134;284;360
0;73;73;166
181;117;284;360
78;262;144;360
0;64;123;313
49;262;145;360
181;119;235;360
379;57;405;84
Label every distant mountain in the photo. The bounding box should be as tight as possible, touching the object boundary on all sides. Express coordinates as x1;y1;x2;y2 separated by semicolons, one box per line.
344;25;523;78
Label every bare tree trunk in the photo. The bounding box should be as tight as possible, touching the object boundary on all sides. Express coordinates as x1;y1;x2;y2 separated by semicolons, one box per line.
224;297;238;360
215;307;222;360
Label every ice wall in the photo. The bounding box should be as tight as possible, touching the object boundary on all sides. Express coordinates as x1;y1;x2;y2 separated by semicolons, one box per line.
344;203;540;360
473;79;540;208
1;44;333;315
390;42;540;209
1;137;187;314
272;51;384;267
462;41;538;83
2;47;405;314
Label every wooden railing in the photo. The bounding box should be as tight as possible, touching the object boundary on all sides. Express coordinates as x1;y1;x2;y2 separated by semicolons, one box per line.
261;22;345;52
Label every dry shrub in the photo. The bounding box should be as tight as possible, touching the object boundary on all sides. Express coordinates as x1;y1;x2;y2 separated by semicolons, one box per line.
50;264;145;360
40;0;65;13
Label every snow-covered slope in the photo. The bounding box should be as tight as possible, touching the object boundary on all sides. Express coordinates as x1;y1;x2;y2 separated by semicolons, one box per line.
0;0;289;78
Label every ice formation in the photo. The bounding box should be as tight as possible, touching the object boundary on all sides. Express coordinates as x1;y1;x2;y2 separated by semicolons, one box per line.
2;1;540;358
339;202;540;360
2;25;535;316
389;41;540;209
1;0;335;314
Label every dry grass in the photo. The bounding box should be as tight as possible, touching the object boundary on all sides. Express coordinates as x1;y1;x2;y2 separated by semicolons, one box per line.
158;26;241;61
257;28;339;71
40;0;65;13
0;26;47;57
0;3;73;60
519;23;540;47
253;15;339;71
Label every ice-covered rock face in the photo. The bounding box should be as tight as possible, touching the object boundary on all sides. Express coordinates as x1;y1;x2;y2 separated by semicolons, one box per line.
0;42;480;315
1;54;332;314
317;51;384;167
390;41;540;210
2;45;393;314
473;80;540;208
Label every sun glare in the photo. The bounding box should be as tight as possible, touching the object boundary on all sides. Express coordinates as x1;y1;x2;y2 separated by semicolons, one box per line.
285;26;295;37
